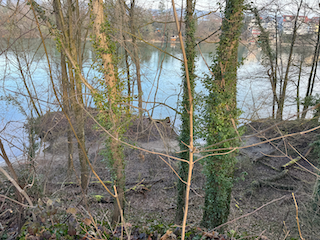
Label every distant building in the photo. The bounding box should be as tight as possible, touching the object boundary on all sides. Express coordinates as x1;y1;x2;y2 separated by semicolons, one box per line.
246;13;319;39
282;15;311;35
251;27;261;37
282;15;295;34
309;17;319;34
170;35;178;41
248;18;261;38
247;16;277;39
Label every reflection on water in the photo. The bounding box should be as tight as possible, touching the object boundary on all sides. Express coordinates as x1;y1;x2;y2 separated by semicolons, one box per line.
0;39;319;160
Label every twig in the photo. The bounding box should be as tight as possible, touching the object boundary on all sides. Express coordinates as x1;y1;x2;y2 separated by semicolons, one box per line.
114;186;130;240
196;27;221;45
171;1;195;240
255;230;266;240
281;221;290;240
212;195;287;231
0;208;13;217
0;167;33;208
199;124;320;154
159;156;187;185
292;193;304;240
0;194;32;208
288;142;318;172
125;179;145;193
200;102;320;151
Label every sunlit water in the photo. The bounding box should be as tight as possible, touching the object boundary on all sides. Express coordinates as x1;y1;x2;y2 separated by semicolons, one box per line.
0;39;319;163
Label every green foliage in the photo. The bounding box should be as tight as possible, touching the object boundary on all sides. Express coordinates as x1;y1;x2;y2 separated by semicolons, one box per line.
18;198;82;239
146;220;172;234
201;0;244;229
93;194;104;202
234;171;248;182
0;231;8;240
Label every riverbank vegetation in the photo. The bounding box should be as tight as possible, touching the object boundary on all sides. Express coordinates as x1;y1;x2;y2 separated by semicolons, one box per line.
1;0;320;239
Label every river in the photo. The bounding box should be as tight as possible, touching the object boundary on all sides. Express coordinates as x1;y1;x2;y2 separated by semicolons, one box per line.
0;39;319;162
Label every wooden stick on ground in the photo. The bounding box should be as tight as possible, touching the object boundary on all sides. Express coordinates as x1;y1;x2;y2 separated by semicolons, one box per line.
292;193;305;240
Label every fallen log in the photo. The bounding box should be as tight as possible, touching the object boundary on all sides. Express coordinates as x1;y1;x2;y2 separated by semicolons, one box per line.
251;179;295;190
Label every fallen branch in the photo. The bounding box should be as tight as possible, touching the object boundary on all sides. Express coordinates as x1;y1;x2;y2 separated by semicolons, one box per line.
254;149;278;162
53;179;164;187
259;161;281;172
0;194;31;208
248;170;296;191
261;170;288;182
282;156;302;169
54;180;112;186
252;180;295;190
0;167;34;209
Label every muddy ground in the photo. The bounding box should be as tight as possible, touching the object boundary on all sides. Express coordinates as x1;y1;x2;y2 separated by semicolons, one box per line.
1;118;320;239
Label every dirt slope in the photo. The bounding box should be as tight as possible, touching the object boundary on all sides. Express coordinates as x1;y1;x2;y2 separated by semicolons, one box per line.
1;118;320;239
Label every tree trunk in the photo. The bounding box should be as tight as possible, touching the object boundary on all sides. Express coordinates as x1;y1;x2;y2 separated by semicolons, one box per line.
202;0;243;229
276;0;302;120
67;0;89;192
92;0;125;224
123;34;131;104
175;0;196;224
297;55;303;119
129;0;143;119
302;16;320;118
252;8;279;117
53;0;74;177
61;55;74;177
273;13;278;119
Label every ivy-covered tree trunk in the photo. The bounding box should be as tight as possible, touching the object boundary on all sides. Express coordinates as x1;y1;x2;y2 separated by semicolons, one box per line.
176;0;196;224
92;0;125;224
201;0;244;229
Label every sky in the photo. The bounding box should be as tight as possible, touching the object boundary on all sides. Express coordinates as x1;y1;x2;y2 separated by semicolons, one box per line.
137;0;218;11
137;0;320;15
